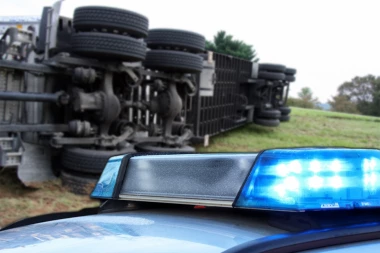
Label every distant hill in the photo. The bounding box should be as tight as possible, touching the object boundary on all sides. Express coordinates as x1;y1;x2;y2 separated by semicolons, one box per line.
317;103;331;111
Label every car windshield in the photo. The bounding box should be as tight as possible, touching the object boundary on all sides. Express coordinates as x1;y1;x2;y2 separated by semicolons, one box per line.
0;1;379;252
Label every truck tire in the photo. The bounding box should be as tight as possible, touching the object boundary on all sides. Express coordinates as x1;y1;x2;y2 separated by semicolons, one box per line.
73;6;149;38
285;75;296;82
135;142;195;153
256;109;281;119
258;71;286;81
61;146;135;174
254;117;280;127
259;64;286;73
279;106;291;115
71;32;146;61
146;29;205;53
285;68;297;75
60;170;99;195
144;50;203;73
280;115;290;122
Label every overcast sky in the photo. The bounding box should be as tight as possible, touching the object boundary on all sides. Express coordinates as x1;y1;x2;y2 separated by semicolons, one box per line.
1;0;379;102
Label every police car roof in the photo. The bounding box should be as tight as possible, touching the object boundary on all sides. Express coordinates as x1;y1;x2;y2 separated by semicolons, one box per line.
0;208;283;253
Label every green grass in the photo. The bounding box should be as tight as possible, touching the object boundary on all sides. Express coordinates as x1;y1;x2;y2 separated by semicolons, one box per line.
197;107;380;152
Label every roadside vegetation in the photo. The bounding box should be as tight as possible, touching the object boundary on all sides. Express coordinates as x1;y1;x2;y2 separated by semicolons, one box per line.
1;107;379;228
329;75;380;117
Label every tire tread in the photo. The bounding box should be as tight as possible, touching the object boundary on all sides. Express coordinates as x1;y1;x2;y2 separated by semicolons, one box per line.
61;147;135;174
71;32;146;61
258;71;286;81
147;29;205;52
254;117;280;127
144;50;203;73
73;6;149;38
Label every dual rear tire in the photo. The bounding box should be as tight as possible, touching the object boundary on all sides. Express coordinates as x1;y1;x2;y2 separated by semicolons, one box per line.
279;106;291;122
254;108;281;127
71;6;148;61
144;29;205;73
72;10;206;72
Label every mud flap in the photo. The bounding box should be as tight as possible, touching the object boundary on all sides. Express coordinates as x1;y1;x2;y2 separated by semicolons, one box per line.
17;142;56;185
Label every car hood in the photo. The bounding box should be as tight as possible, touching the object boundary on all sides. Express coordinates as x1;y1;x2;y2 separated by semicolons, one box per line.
0;208;284;253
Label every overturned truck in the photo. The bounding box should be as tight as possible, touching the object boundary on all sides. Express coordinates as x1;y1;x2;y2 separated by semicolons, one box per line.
0;2;296;191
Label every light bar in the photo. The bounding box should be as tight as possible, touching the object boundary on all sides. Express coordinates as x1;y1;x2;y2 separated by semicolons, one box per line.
91;155;127;198
118;154;256;206
235;148;380;211
91;153;257;206
91;148;380;212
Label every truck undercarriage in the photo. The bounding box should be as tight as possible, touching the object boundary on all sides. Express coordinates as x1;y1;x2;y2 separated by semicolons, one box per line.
0;2;296;193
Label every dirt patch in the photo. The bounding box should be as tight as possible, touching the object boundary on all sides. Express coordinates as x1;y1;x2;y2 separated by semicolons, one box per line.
0;169;99;228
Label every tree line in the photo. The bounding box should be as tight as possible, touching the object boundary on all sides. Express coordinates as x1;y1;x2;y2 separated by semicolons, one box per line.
329;75;380;116
206;31;259;62
287;75;380;117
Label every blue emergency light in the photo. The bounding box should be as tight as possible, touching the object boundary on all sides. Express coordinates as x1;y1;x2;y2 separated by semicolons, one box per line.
91;148;380;212
235;148;380;211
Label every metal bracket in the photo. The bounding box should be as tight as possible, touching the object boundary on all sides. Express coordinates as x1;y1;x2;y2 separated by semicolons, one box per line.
123;67;142;88
51;126;134;148
180;77;197;97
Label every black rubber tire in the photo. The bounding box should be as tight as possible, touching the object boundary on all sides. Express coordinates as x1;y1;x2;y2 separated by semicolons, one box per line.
279;106;291;115
135;142;195;153
144;50;203;73
146;29;205;53
254;117;280;127
285;75;296;82
256;109;281;119
280;115;290;122
259;64;286;73
60;170;99;195
258;71;286;81
61;146;135;174
285;68;297;75
73;6;149;38
71;32;146;62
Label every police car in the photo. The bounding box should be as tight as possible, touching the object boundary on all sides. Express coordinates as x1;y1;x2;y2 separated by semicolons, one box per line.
1;148;380;252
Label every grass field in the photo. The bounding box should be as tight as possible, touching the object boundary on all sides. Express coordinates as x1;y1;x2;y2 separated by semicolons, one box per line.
0;107;379;228
197;107;380;152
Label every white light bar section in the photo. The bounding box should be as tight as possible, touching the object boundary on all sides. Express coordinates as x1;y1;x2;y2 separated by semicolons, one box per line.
119;153;257;207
